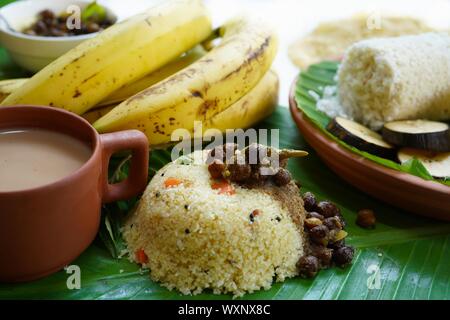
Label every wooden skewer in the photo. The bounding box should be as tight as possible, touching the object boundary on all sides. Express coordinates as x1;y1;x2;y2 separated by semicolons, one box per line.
238;144;308;161
278;149;309;159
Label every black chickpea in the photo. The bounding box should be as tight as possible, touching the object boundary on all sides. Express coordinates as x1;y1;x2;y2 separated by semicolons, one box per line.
273;168;291;186
316;201;341;218
356;209;376;229
333;246;355;267
309;224;330;245
306;211;324;220
323;216;342;231
302;192;316;212
297;256;319;278
312;246;333;267
328;239;345;250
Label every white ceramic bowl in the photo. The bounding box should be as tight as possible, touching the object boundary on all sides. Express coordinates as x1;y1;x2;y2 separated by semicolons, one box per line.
0;0;117;72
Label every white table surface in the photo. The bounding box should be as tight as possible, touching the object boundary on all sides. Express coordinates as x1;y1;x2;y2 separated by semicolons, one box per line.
104;0;450;106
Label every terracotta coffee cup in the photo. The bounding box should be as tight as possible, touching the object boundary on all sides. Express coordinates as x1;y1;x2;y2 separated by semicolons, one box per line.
0;105;149;282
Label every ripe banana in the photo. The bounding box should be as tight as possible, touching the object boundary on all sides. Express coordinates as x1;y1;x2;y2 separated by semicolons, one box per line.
0;79;27;103
1;0;212;114
0;47;206;107
93;17;278;145
83;70;279;148
200;70;278;137
99;46;206;107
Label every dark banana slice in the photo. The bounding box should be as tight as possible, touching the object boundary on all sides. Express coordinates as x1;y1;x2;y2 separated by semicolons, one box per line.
327;117;395;159
383;120;450;152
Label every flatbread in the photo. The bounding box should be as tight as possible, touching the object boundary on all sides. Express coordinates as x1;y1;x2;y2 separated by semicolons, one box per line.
288;14;434;70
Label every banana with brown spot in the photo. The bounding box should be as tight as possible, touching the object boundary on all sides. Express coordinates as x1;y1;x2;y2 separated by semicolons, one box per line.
84;70;279;148
93;17;278;145
199;69;279;140
98;46;206;107
0;46;206;107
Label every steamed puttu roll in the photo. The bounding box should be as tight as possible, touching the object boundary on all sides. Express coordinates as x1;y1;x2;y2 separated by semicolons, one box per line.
338;33;450;130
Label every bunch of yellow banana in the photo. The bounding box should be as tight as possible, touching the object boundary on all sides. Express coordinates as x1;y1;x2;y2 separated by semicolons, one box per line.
0;47;206;105
82;70;279;137
1;0;279;148
1;0;212;114
93;16;278;146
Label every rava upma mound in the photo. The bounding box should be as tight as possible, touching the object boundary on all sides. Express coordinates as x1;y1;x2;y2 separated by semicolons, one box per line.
123;144;353;297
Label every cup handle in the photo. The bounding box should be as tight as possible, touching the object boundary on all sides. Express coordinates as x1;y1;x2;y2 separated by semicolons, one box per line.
100;130;149;203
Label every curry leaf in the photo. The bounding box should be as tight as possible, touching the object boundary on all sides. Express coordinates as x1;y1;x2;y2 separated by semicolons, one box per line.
81;1;107;23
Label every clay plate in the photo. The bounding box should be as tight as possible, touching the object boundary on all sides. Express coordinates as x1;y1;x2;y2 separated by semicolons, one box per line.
288;78;450;221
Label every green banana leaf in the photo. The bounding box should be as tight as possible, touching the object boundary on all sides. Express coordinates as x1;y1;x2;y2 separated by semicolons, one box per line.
1;106;449;299
1;0;449;299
